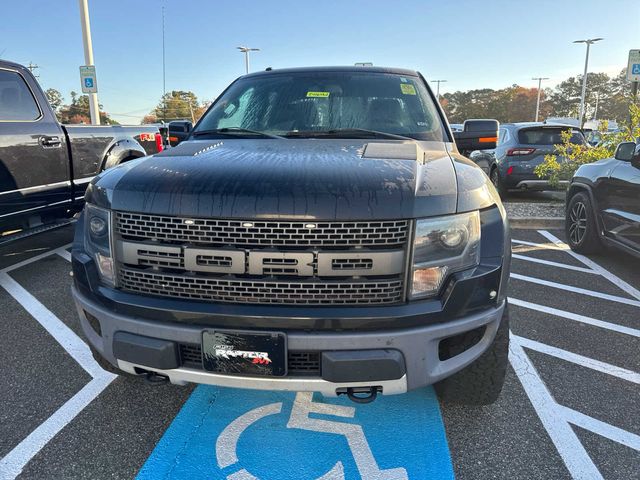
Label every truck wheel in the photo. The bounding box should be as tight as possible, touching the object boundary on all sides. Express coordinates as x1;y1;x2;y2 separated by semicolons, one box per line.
490;168;508;199
435;304;509;405
566;192;601;254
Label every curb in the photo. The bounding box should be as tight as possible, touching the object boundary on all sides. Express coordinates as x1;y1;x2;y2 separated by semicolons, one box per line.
508;217;565;230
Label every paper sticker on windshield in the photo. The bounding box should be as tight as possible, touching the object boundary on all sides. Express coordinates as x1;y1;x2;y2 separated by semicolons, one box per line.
400;84;416;95
306;91;330;98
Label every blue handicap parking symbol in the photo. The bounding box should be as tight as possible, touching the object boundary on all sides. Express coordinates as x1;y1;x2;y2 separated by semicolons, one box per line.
632;64;640;75
84;77;94;88
137;386;454;480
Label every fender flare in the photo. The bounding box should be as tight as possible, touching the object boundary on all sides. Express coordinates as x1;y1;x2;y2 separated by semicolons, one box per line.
101;139;147;171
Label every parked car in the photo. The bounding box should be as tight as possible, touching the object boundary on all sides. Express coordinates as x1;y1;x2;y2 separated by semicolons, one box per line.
485;122;586;197
566;141;640;257
0;60;164;233
71;66;510;405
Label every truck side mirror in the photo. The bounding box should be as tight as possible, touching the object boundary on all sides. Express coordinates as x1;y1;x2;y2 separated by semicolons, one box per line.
453;119;499;152
632;144;640;169
614;141;636;161
168;121;193;146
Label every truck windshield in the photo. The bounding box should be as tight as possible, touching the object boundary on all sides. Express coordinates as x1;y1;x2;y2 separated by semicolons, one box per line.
195;71;446;141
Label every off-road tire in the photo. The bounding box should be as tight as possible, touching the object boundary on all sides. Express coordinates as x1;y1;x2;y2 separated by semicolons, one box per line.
566;191;601;254
490;167;509;199
435;304;509;405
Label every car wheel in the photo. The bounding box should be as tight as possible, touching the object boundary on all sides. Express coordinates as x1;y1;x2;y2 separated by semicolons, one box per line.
435;303;509;405
490;168;508;199
566;191;601;254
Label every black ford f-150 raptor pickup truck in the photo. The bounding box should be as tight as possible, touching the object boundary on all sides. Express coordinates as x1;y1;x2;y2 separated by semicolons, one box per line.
71;66;510;404
0;60;164;233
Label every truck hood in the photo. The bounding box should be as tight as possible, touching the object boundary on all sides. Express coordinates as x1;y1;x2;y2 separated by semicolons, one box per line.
90;139;459;220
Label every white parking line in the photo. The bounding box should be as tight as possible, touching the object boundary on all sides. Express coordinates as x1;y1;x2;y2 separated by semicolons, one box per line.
509;337;603;480
511;334;640;384
0;272;103;378
511;239;566;250
538;230;640;301
509;297;640;338
510;273;640;307
558;405;640;452
0;244;114;479
511;254;596;274
1;244;72;274
55;248;72;263
0;374;115;480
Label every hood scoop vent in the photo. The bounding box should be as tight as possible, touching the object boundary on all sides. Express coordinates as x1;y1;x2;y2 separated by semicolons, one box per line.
362;142;417;160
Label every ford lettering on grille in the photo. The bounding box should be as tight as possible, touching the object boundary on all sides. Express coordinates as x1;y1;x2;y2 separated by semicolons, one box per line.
116;240;404;277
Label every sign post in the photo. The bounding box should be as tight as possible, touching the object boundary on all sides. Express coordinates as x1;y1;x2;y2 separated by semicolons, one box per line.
78;0;100;125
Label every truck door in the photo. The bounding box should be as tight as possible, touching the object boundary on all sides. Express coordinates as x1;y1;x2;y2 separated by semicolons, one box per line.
0;67;70;223
599;159;640;251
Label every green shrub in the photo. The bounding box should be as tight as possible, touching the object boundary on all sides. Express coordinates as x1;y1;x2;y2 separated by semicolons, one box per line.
535;104;640;188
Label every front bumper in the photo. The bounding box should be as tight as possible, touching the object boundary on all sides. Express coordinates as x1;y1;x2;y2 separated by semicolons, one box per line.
73;284;506;396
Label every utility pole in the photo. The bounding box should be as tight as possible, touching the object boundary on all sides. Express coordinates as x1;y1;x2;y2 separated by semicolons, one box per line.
27;62;39;78
431;79;447;101
78;0;100;125
532;77;549;122
162;3;167;122
237;46;260;74
573;38;603;127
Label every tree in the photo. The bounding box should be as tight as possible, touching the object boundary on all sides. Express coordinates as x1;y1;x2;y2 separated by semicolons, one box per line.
141;114;159;125
57;91;117;124
44;88;63;113
150;90;200;122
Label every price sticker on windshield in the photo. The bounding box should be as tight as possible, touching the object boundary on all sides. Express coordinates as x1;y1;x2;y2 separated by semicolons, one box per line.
306;91;330;98
400;83;416;95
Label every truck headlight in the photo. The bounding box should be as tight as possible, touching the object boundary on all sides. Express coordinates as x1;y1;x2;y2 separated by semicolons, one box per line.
84;204;115;286
410;211;480;299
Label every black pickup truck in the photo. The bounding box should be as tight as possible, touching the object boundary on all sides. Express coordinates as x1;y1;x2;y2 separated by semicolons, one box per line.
72;66;509;405
0;60;163;233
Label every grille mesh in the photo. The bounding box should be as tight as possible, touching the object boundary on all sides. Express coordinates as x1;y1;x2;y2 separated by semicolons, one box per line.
115;212;409;248
119;267;404;305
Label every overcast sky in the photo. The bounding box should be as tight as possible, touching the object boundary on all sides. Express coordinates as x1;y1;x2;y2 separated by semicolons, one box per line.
2;0;638;124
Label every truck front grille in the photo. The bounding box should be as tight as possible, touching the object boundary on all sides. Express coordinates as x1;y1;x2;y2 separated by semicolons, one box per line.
118;267;404;305
115;212;409;248
114;213;409;306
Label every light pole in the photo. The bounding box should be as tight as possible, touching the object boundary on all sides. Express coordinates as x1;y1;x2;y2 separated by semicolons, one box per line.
431;79;447;101
573;38;603;126
237;46;260;74
532;77;549;122
78;0;100;125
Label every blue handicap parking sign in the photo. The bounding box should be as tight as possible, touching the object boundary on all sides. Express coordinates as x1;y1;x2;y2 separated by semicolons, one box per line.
137;386;454;480
632;64;640;75
84;77;94;88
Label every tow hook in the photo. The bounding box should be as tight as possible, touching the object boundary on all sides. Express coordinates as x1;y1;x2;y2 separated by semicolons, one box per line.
143;371;169;386
339;386;381;404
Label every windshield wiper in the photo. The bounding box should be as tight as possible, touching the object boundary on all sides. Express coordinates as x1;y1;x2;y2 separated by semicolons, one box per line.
284;128;414;141
192;127;285;139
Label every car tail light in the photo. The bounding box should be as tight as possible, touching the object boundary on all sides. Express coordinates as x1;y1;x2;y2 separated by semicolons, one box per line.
506;148;536;156
155;132;164;152
506;166;514;175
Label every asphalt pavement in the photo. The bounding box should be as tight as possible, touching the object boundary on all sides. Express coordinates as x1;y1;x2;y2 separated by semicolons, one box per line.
0;225;638;479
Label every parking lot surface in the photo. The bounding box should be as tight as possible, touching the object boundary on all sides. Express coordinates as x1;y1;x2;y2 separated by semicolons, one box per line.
0;226;638;479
